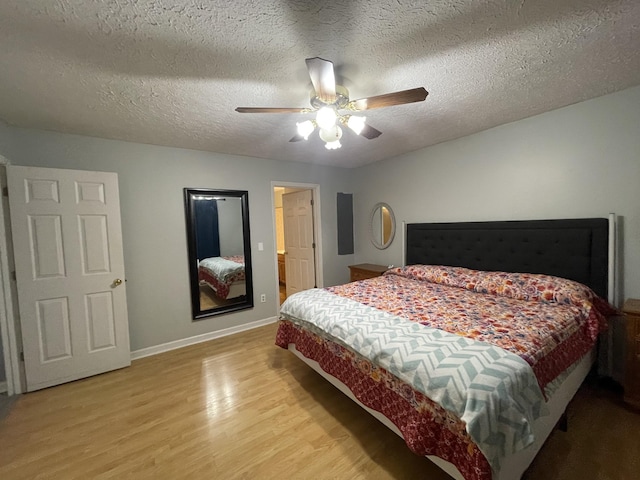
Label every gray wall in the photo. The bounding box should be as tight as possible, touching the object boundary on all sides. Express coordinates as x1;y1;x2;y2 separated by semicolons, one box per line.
352;85;640;305
0;126;355;351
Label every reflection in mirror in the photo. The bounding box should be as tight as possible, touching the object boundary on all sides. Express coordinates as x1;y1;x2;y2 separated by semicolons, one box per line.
184;188;253;319
370;202;396;250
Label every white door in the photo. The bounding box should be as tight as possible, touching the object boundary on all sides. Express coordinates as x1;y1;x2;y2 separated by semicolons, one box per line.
7;166;130;391
283;190;316;297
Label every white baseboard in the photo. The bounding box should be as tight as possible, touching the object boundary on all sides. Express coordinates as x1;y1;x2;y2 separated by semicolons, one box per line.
130;316;278;361
0;381;7;394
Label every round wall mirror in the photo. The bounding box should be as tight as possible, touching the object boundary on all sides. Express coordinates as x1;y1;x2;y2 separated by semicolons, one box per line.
370;202;396;250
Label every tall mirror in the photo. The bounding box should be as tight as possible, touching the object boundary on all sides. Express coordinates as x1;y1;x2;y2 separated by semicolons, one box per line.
370;202;396;250
184;188;253;319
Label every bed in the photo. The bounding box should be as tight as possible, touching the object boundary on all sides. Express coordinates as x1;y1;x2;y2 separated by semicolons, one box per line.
275;218;615;480
198;255;246;299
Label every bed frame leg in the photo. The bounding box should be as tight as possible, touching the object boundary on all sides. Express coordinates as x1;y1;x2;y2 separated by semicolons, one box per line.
558;411;568;432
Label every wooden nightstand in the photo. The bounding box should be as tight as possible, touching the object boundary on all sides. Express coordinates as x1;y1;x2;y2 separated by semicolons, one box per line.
348;263;388;282
624;298;640;409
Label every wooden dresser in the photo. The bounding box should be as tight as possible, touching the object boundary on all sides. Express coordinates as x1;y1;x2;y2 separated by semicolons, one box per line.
348;263;388;282
624;298;640;409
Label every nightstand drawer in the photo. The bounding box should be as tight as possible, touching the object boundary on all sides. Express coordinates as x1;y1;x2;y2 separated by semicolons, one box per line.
348;263;388;282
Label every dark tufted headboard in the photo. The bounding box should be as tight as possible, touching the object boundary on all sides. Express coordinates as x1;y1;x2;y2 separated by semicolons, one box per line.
405;218;609;298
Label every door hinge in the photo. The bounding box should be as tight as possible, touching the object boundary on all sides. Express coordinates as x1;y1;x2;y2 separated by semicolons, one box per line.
310;199;314;206
11;271;16;281
312;243;316;249
2;187;7;197
20;351;24;362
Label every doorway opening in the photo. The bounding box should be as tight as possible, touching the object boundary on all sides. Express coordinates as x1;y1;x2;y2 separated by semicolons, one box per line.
272;183;322;306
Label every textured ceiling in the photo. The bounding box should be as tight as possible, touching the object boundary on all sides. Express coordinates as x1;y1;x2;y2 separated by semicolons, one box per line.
0;1;638;168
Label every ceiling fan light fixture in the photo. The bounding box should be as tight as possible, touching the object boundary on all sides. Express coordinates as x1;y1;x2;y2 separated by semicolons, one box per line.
296;120;315;140
316;106;337;130
235;58;428;151
346;115;367;135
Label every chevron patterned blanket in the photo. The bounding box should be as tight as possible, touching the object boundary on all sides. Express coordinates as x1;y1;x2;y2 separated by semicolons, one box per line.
280;288;548;472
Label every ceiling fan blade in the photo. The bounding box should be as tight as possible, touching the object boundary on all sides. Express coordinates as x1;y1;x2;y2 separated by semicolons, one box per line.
306;57;337;103
235;107;309;114
348;87;428;111
289;134;305;142
359;123;382;139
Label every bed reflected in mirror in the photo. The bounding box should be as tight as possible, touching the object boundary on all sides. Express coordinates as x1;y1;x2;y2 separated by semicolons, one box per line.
184;188;253;319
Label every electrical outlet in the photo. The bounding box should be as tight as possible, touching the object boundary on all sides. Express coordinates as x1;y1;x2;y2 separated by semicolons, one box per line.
260;294;266;303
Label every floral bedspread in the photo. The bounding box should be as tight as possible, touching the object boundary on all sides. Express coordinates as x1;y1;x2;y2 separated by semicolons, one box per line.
275;265;614;479
198;255;245;299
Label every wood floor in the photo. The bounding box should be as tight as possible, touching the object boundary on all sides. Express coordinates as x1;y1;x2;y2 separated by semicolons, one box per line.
1;322;638;479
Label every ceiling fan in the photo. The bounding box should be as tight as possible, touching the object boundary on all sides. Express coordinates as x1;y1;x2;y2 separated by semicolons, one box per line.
235;57;428;150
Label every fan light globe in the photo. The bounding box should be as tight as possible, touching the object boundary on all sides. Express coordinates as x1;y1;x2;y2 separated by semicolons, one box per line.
319;125;342;142
319;125;342;150
347;115;366;135
316;106;337;130
296;120;315;140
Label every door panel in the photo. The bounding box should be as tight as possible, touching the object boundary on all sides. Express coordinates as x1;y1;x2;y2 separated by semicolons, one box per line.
29;215;66;277
78;215;111;273
8;166;130;391
37;297;72;361
85;292;116;351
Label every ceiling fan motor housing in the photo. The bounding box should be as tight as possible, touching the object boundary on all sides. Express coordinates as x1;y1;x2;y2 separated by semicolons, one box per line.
310;85;350;110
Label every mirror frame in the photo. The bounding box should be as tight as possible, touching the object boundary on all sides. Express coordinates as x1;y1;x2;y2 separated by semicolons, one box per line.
184;188;253;319
370;202;396;250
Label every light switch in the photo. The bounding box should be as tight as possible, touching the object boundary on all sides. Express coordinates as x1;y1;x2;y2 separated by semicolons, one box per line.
258;242;264;251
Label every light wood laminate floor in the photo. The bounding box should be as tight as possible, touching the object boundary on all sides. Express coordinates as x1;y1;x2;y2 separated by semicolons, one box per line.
1;323;638;479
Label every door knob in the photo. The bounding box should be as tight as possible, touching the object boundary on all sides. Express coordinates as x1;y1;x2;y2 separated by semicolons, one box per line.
113;278;123;287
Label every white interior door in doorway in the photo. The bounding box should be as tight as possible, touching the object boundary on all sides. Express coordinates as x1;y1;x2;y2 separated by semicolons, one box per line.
7;166;130;392
283;189;316;297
